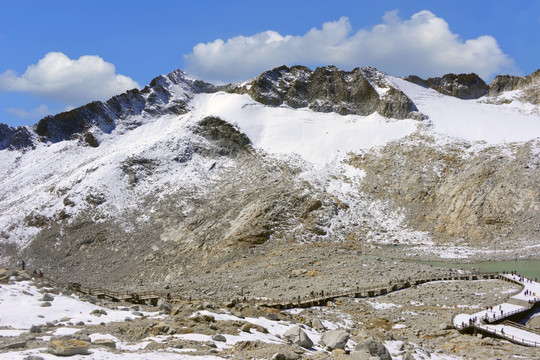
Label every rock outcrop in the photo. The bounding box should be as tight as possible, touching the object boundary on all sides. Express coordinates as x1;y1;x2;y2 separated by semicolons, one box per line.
348;135;540;245
0;124;34;150
31;70;219;146
488;69;540;104
233;65;424;120
405;73;489;99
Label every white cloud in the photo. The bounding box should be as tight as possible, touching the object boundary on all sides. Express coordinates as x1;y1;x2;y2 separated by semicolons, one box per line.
6;104;51;119
0;52;140;106
184;10;517;83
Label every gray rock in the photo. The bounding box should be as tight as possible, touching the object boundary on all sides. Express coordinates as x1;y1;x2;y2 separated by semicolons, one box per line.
40;301;52;307
270;353;286;360
93;338;116;349
41;293;54;302
90;309;107;316
157;298;172;313
355;339;392;360
349;350;377;360
76;334;91;343
51;334;75;341
212;334;226;342
311;318;326;330
439;322;452;330
321;329;349;350
402;351;415;360
16;272;32;281
29;325;42;333
283;326;314;349
24;356;44;360
1;341;27;350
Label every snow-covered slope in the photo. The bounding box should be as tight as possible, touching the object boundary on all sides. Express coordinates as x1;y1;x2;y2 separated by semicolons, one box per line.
391;76;540;143
0;65;539;281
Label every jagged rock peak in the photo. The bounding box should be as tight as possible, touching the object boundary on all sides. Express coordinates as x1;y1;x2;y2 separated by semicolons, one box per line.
233;65;424;120
0;123;34;151
488;69;540;104
16;69;219;147
404;73;489;100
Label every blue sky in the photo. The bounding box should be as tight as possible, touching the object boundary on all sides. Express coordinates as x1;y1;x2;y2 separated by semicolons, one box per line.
1;0;539;127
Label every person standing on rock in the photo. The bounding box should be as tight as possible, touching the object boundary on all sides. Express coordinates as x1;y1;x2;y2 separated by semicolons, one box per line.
19;260;25;270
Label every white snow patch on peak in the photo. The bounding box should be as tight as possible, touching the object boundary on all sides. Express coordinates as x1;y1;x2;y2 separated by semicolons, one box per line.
189;92;419;166
390;76;540;144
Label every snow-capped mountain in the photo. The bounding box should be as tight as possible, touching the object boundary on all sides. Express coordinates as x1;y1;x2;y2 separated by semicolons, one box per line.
1;66;539;287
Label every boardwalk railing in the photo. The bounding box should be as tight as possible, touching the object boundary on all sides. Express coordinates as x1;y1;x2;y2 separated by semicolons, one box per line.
502;321;540;336
479;324;539;347
483;306;532;323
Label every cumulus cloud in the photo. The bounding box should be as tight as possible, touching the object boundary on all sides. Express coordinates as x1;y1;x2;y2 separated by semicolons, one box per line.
6;104;51;119
184;10;517;82
0;52;140;106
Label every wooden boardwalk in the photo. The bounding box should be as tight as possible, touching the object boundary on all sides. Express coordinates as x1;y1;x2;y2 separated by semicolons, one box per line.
256;273;498;309
38;272;499;308
453;274;540;347
34;270;539;347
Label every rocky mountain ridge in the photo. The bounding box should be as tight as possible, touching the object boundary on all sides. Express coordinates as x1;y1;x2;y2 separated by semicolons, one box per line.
3;66;539;151
0;65;539;293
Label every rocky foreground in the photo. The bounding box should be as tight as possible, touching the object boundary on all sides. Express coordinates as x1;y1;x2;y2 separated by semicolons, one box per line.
1;269;538;360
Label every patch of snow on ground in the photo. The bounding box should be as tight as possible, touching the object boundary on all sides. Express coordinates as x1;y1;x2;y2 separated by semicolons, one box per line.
0;281;159;330
366;301;402;310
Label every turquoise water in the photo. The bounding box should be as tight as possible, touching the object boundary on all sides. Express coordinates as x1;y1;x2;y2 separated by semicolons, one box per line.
418;260;540;280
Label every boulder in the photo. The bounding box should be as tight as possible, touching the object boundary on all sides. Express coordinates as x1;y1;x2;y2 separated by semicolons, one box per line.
16;272;32;281
311;318;326;330
151;322;171;335
29;325;42;333
283;326;314;349
157;298;172;313
355;339;391;360
48;339;89;356
439;322;452;330
0;341;26;350
170;305;182;316
23;356;45;360
93;339;116;349
42;293;54;302
212;334;226;342
90;309;107;316
321;329;349;350
144;341;168;351
240;322;268;334
349;350;374;360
